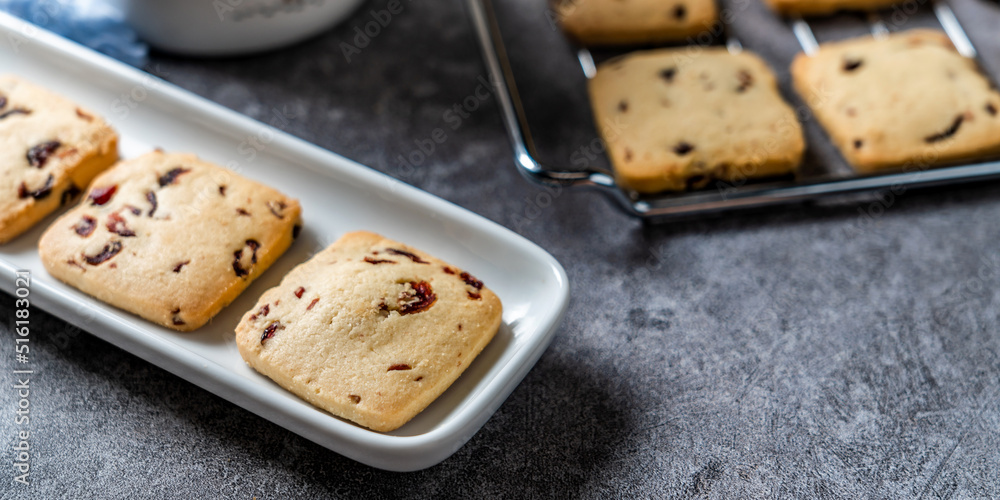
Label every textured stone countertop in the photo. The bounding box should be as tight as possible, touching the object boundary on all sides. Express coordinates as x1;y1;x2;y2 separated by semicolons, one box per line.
3;0;1000;497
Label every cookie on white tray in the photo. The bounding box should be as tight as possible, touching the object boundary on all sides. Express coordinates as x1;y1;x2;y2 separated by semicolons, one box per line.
235;231;503;432
39;150;302;331
0;75;118;243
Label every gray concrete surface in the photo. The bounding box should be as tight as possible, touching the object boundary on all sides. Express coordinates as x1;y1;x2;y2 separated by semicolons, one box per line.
3;0;1000;497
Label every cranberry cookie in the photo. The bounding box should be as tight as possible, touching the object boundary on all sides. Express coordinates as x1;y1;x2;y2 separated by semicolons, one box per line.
589;48;804;193
38;151;301;331
792;30;1000;173
235;231;502;432
0;75;118;243
554;0;718;46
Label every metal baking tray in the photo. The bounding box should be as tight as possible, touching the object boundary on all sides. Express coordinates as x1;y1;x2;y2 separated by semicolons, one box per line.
467;0;1000;221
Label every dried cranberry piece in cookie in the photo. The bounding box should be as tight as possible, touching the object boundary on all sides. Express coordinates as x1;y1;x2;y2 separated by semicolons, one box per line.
924;115;965;144
267;200;287;219
73;216;97;237
250;304;270;321
83;241;122;265
386;248;429;264
145;191;158;216
736;70;754;93
843;58;864;72
673;142;694;156
171;308;185;326
399;281;436;314
60;184;82;206
460;272;483;289
0;108;30;120
106;213;136;237
75;108;94;122
17;175;55;200
88;185;118;206
27;141;61;168
158;167;191;187
460;271;485;300
232;239;261;277
260;320;284;344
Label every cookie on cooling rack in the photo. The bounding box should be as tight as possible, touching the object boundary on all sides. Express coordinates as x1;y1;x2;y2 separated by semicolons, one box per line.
554;0;718;46
588;47;805;193
0;75;118;244
792;29;1000;173
765;0;905;16
235;231;503;432
38;150;302;331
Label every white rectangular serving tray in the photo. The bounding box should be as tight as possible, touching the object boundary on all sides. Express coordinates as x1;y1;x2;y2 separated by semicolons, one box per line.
0;12;569;472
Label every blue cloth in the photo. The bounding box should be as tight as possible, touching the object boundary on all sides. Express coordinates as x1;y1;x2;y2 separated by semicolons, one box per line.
0;0;147;67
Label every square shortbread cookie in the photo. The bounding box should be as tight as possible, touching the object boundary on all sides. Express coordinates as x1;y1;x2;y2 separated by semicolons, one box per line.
588;48;805;193
765;0;905;16
38;151;302;331
0;75;118;243
235;231;503;432
792;30;1000;173
554;0;718;46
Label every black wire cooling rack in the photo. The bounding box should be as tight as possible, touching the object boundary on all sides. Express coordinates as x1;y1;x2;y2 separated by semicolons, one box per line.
468;0;1000;221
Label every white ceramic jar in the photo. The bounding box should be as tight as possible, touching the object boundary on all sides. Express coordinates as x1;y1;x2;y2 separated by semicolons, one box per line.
120;0;367;56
